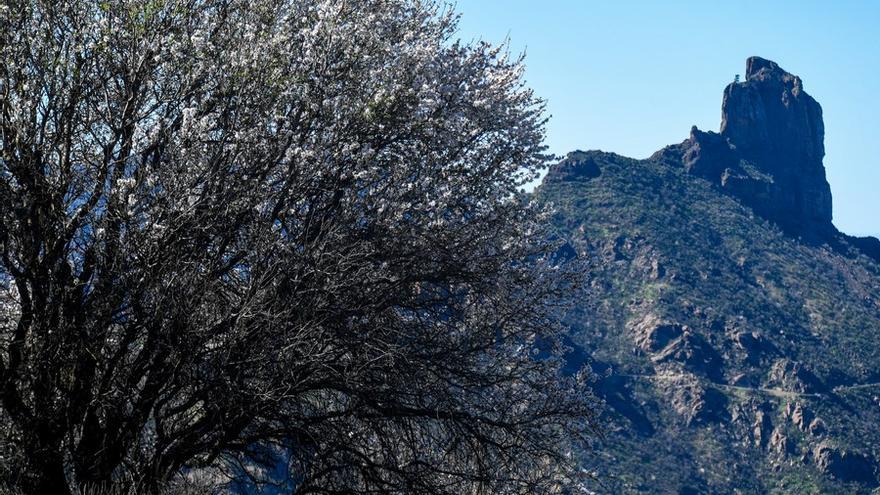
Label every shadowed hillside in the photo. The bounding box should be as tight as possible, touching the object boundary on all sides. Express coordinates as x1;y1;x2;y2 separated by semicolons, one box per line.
539;58;880;494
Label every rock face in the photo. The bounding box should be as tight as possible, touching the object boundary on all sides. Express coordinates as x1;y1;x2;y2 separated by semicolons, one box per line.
665;377;729;426
848;234;880;260
733;331;778;364
812;442;878;485
768;359;825;394
632;316;723;381
685;57;836;240
544;150;602;182
723;57;832;235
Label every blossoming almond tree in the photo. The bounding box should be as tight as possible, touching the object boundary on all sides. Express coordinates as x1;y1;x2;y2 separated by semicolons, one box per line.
0;0;597;493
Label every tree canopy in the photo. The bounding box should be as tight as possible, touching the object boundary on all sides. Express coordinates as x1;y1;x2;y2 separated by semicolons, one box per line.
0;0;596;493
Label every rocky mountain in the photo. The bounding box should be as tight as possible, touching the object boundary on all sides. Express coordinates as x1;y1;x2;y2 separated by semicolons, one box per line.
538;57;880;494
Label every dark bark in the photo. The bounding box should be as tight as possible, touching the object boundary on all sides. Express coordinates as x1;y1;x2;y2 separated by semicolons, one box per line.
22;444;70;495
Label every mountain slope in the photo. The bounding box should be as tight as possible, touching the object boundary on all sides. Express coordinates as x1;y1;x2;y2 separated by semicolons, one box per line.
538;58;880;494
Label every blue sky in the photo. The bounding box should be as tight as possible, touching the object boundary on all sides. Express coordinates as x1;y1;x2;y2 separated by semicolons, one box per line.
455;0;879;237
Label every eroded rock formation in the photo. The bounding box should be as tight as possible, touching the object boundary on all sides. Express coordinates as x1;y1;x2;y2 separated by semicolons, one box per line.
683;57;835;240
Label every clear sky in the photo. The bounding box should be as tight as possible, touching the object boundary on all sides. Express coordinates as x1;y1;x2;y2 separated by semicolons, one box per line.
454;0;879;237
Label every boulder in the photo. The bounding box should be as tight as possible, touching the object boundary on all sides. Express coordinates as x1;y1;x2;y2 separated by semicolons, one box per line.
808;418;827;437
769;428;794;457
768;359;825;394
734;331;778;363
634;317;684;353
667;381;729;426
653;331;724;381
812;442;877;485
752;409;773;448
783;401;813;431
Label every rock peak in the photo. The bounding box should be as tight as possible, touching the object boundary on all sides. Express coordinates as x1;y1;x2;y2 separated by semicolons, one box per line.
721;58;820;162
707;58;832;237
745;56;782;78
546;57;878;260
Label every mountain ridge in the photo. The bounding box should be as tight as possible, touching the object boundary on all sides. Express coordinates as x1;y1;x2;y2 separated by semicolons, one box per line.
539;58;880;493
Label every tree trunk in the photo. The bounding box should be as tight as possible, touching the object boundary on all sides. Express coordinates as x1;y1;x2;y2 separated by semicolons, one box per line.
23;451;71;495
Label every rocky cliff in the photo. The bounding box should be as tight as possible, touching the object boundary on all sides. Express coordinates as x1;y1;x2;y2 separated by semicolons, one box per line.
677;57;842;243
539;58;880;494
